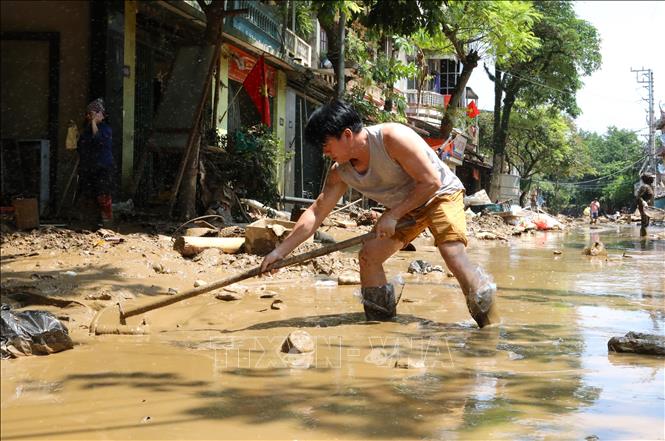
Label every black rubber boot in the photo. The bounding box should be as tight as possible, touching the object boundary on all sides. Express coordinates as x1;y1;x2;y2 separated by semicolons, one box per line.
361;284;396;321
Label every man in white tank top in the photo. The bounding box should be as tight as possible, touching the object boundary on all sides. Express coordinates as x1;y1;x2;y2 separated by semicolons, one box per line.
261;100;497;327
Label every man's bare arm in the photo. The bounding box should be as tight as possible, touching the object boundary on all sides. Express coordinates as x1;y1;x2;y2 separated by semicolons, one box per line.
260;166;348;271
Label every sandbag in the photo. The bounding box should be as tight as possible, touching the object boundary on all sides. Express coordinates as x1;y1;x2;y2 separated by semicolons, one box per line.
1;304;74;359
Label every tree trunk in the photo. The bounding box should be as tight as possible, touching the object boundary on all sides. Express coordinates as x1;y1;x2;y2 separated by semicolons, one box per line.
440;50;479;140
489;68;505;201
519;190;528;207
489;74;518;201
176;135;201;219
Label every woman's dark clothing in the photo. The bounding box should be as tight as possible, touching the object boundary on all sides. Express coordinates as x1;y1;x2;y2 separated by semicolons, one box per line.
76;121;114;223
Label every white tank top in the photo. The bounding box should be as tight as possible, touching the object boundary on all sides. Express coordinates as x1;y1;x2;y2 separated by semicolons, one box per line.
336;124;464;208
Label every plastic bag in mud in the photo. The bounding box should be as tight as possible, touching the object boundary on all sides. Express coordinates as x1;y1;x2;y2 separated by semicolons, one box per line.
1;304;74;359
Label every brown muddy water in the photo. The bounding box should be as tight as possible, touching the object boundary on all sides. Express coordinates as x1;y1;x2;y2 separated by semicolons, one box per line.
1;225;664;440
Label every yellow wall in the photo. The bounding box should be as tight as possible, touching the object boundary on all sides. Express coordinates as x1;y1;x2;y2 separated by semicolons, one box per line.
275;70;287;195
217;47;229;135
122;0;137;194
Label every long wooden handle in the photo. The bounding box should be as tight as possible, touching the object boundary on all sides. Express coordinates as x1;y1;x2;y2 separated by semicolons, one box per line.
121;219;414;319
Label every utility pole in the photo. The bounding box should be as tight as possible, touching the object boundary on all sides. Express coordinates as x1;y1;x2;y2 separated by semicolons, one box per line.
631;67;656;181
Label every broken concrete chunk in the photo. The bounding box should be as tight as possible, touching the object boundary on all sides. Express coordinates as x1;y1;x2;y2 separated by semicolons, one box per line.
608;332;665;356
281;330;314;354
85;291;113;301
338;271;361;285
583;241;607;256
476;231;498;240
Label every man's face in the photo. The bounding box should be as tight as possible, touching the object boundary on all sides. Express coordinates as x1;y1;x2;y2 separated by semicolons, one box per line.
322;128;352;163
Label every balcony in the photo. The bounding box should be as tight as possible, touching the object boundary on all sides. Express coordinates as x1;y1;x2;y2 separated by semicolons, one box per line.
223;0;311;67
405;89;445;124
225;0;283;54
284;28;311;67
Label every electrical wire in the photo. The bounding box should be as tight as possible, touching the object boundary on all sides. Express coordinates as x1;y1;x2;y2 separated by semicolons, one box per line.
534;155;648;187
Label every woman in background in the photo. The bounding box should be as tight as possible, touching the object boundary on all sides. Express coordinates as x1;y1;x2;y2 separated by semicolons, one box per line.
76;98;114;228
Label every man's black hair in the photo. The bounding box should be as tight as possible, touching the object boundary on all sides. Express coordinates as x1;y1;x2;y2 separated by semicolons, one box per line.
304;100;363;150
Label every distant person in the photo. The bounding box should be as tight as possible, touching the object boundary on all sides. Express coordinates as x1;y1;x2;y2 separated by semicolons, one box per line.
589;199;600;224
260;100;497;327
76;98;114;229
636;173;655;237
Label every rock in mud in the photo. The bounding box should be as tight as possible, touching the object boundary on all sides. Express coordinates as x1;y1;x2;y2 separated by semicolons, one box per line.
193;280;207;288
215;293;242;301
281;330;314;354
408;260;433;274
270;299;284;310
338;271;361;285
259;291;278;298
582;241;607;256
85;291;113;301
553;249;563;255
608;332;665;356
394;358;426;369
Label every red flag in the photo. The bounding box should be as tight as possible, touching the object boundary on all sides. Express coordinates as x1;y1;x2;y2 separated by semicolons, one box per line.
466;100;480;118
443;94;452;109
243;55;271;126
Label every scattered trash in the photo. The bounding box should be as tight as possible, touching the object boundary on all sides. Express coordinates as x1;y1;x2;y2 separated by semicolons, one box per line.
408;260;434;274
1;304;74;358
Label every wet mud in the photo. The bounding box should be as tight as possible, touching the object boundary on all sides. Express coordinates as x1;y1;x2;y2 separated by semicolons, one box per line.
1;224;664;440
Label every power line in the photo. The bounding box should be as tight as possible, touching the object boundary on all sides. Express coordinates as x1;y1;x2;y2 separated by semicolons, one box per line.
535;155;647;187
489;66;644;107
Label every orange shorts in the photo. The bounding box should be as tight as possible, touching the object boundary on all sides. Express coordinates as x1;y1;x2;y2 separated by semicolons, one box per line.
393;190;468;247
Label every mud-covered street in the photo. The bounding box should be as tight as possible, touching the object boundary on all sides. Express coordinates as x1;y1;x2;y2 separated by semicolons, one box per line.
1;220;663;440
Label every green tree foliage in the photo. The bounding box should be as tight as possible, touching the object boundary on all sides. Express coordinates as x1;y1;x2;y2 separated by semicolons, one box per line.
505;104;591;205
486;0;601;200
406;1;540;140
575;127;645;212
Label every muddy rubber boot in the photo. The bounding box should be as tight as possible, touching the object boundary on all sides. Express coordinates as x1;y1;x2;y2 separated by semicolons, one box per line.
361;284;396;321
465;268;498;328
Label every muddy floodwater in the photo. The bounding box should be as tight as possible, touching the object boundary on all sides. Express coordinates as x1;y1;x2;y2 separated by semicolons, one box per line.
2;225;664;440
